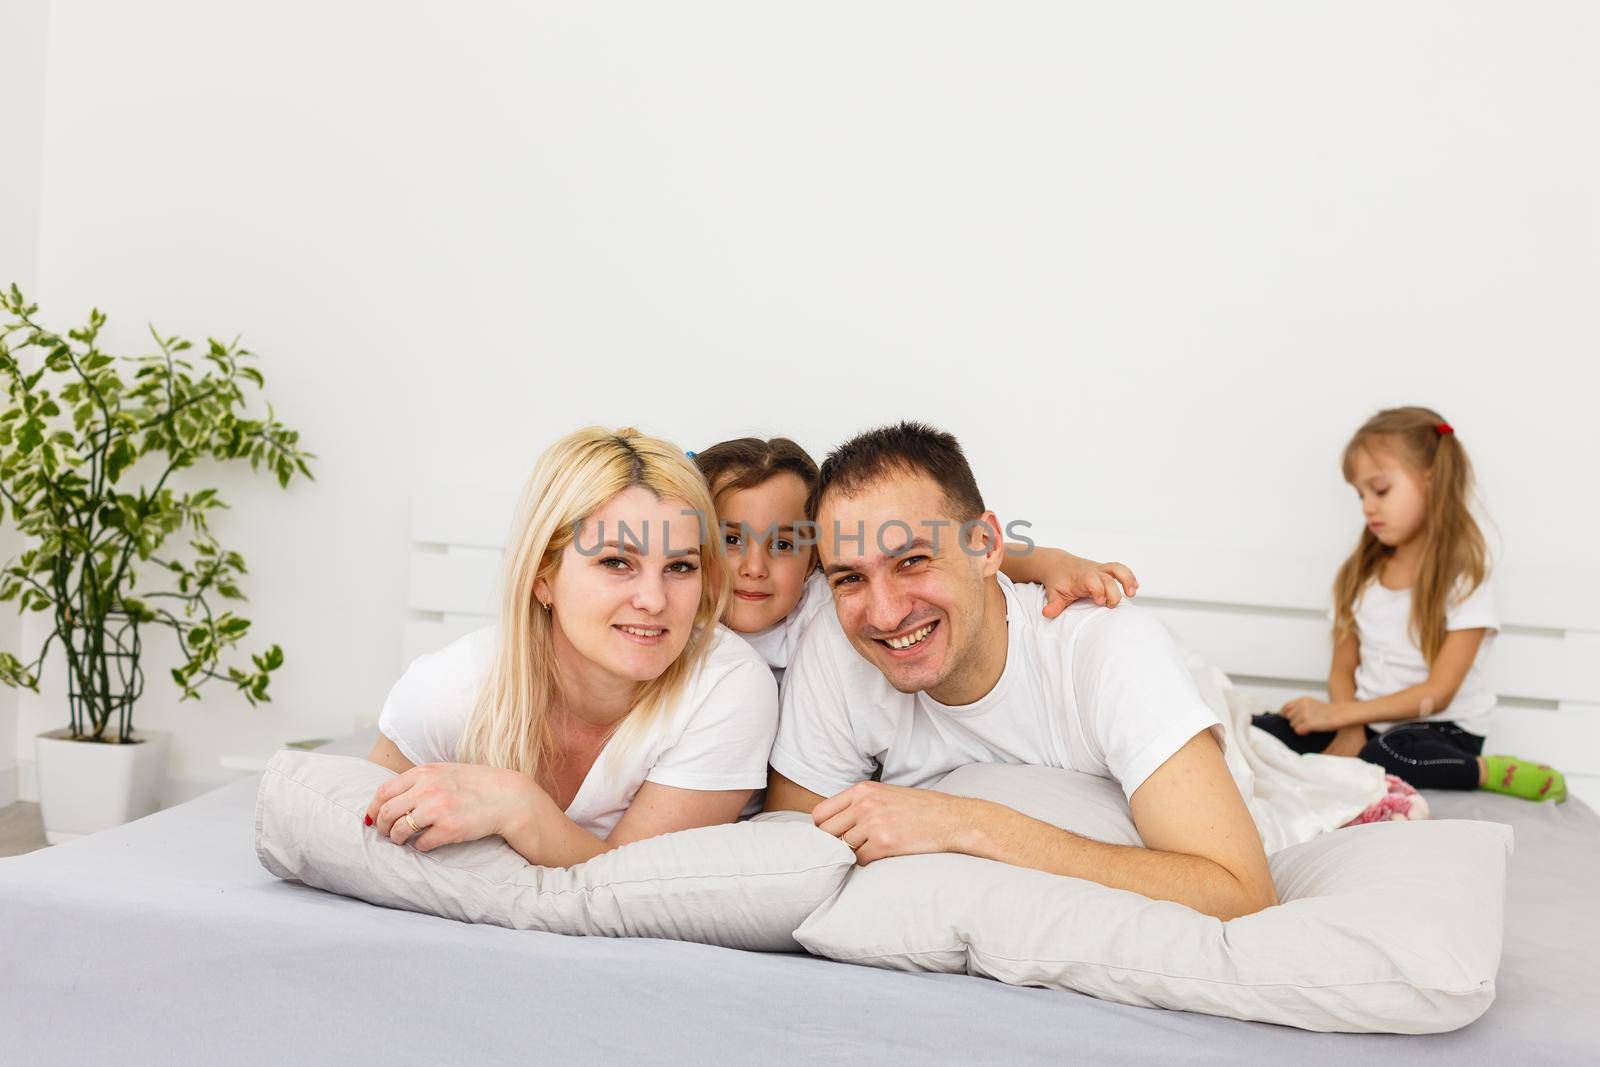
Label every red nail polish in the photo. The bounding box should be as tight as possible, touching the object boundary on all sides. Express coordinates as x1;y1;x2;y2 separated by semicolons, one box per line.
364;815;373;826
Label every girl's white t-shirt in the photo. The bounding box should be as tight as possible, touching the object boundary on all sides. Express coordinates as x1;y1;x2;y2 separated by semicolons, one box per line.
376;623;779;838
1353;574;1500;736
738;570;832;685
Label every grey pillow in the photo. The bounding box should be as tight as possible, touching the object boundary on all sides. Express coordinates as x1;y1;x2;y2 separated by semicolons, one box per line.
794;762;1512;1033
255;750;853;951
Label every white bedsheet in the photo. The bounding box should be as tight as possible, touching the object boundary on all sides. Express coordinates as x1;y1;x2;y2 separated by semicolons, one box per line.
1190;660;1388;853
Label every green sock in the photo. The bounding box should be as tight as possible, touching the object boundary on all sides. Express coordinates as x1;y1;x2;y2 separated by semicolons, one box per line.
1481;755;1567;802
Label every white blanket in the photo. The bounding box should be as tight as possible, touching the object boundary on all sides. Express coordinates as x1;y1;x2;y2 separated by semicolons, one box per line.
1186;660;1390;854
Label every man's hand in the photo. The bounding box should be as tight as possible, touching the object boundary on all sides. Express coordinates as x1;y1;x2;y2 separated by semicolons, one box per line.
812;780;984;864
365;762;547;853
1280;696;1347;735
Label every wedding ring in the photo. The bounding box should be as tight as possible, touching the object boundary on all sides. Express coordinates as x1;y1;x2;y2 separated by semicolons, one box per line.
403;812;422;834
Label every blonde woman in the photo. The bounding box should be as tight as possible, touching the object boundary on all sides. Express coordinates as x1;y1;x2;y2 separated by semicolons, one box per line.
363;427;778;866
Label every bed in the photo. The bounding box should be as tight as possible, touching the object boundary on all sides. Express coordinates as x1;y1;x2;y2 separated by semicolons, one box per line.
6;489;1597;1062
2;728;1597;1065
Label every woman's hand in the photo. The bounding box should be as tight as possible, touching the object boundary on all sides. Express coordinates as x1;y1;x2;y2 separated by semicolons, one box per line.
1280;696;1347;735
1041;553;1138;618
364;762;548;853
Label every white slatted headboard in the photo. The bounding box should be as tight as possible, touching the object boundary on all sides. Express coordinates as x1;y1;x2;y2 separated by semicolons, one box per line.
396;486;1600;805
400;485;517;667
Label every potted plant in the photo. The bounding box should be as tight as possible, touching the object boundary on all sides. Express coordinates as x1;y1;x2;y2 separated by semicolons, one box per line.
0;285;313;842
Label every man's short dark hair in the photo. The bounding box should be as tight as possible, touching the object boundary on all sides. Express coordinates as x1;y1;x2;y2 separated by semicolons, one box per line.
808;421;985;523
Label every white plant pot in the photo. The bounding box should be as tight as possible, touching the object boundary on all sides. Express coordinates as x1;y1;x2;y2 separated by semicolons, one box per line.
34;727;172;844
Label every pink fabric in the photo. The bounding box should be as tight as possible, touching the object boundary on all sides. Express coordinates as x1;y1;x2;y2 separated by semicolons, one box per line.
1343;775;1430;826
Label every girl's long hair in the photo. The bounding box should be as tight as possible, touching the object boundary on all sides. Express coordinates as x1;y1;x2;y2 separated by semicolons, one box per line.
1332;406;1488;664
456;426;729;782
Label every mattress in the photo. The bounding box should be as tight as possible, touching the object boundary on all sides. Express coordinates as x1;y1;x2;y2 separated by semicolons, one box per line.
2;732;1597;1065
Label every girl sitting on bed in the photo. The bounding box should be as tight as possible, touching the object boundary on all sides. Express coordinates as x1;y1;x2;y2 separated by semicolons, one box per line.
688;436;1140;683
1252;406;1567;802
364;426;780;863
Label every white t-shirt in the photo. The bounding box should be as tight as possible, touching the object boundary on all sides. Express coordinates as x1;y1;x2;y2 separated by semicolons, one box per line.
770;574;1223;801
739;570;832;685
377;623;779;838
1353;574;1500;736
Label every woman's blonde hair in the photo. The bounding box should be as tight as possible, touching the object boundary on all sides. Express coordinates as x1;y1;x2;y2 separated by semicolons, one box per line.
1332;406;1488;664
456;426;729;782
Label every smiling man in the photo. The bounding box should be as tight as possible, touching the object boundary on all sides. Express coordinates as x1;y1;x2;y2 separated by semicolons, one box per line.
764;422;1277;920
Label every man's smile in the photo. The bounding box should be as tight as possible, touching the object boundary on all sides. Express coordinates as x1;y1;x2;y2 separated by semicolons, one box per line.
873;618;941;658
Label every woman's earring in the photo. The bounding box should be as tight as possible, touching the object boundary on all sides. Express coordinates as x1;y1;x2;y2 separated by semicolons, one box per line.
540;599;551;612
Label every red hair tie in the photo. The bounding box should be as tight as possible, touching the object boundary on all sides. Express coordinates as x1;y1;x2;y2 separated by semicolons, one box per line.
1435;422;1453;435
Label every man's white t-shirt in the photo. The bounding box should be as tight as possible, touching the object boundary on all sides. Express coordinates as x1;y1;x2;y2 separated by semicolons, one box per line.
738;570;832;685
1354;574;1500;736
770;574;1223;801
377;624;779;838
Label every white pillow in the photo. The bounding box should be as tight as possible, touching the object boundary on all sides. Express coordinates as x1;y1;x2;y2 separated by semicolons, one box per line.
794;762;1512;1033
255;751;853;951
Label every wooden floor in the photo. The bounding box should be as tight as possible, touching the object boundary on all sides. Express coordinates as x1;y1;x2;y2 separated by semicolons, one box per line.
0;801;50;857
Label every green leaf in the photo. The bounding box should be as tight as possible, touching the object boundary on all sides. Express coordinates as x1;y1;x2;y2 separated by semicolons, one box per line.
16;420;42;454
105;438;134;483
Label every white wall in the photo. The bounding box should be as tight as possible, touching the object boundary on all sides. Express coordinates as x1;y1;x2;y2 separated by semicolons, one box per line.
11;1;1600;798
0;0;51;805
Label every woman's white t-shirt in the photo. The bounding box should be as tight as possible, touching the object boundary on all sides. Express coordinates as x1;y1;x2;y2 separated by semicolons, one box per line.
738;570;832;685
1353;574;1500;736
376;624;779;838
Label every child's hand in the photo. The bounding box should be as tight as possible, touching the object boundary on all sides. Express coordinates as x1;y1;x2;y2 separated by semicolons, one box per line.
1324;724;1368;757
1281;696;1344;735
1041;555;1139;619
